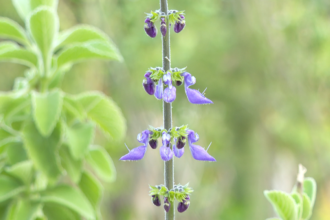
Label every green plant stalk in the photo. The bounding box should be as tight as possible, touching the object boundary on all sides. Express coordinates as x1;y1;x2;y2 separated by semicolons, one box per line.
160;0;174;219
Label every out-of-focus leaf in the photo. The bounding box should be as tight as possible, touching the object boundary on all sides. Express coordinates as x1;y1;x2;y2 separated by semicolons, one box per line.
86;146;116;182
56;25;108;48
77;92;126;140
41;185;95;219
59;144;82;183
303;177;316;207
66;122;94;159
10;198;40;220
0;175;24;202
79;172;103;210
5;161;33;185
12;0;58;20
0;18;29;45
6;142;28;165
0;93;30;123
302;193;312;220
56;40;122;68
62;95;84;120
43;203;80;220
291;193;302;219
22;121;62;183
32;90;62;136
0;44;38;67
264;190;297;220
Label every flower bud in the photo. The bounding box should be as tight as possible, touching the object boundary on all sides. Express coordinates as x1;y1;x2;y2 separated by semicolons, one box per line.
144;17;157;38
154;78;163;100
174;15;185;33
175;80;183;86
176;136;186;149
149;139;158;149
152;195;161;207
143;72;155;95
160;17;167;36
164;197;170;212
177;195;190;213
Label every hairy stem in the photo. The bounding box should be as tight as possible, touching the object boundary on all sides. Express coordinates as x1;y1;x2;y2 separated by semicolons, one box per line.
160;0;174;219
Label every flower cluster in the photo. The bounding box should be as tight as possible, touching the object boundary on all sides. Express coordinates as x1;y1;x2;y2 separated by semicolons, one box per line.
143;67;213;104
120;125;216;162
149;184;193;213
144;10;186;38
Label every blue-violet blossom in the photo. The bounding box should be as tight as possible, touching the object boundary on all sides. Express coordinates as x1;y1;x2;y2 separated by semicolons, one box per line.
160;17;167;36
164;197;170;212
182;72;213;104
120;130;152;161
163;72;176;103
177;195;190;213
160;131;173;161
144;17;157;38
186;129;216;161
143;71;155;95
174;15;185;33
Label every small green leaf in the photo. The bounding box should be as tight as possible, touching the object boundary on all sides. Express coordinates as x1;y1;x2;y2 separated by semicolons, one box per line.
62;95;84;120
56;25;108;48
56;40;122;68
32;90;63;136
302;193;312;220
0;45;38;67
59;144;82;183
0;175;24;202
41;185;95;219
6;142;28;165
291;193;302;219
264;190;297;220
0;18;29;45
79;172;103;210
30;0;58;10
66;122;94;159
12;0;58;20
22;121;62;183
86;146;116;182
77;92;126;140
5;160;33;185
43;203;80;220
11;198;40;220
303;177;317;207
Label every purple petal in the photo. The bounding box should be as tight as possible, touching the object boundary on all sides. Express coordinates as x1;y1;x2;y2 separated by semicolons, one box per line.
160;17;167;36
163;86;176;103
189;144;216;161
164;197;170;212
143;78;155;95
149;139;158;149
163;72;172;85
154;78;163;100
173;140;184;158
177;195;190;213
144;19;157;38
187;130;199;144
152;195;161;206
182;72;213;104
162;132;171;146
160;144;173;161
120;145;147;161
137;130;152;145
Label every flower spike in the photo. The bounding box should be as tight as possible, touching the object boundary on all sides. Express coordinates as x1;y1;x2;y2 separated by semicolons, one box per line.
120;130;152;161
181;72;213;104
163;72;176;103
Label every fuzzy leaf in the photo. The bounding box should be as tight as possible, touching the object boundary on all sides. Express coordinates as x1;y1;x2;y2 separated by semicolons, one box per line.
79;172;103;210
32;90;63;136
0;175;24;202
0;44;38;67
5;160;33;185
264;190;297;220
59;144;82;183
86;146;116;182
43;203;80;220
10;199;40;220
302;193;312;220
62;95;84;120
56;40;122;68
6;142;28;165
291;193;302;219
22;121;62;183
41;185;95;219
0;18;29;45
303;177;317;207
12;0;58;20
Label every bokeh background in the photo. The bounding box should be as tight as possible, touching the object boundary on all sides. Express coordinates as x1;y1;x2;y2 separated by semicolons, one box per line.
1;0;330;219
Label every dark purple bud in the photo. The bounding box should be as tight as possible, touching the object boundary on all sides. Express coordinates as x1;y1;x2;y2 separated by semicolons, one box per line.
149;139;158;149
143;72;155;95
164;197;170;212
175;80;183;86
176;136;186;149
160;17;167;36
152;195;161;207
177;195;190;213
144;18;157;38
174;15;185;33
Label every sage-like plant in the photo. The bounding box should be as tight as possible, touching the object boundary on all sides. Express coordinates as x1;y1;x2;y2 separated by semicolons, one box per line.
264;165;317;220
120;0;215;219
0;0;126;219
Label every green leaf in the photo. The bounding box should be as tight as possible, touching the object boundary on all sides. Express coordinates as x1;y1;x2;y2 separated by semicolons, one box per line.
6;142;28;165
43;203;80;220
32;90;63;136
41;185;95;219
5;160;33;185
30;0;58;10
59;144;82;183
12;0;58;20
0;175;24;202
66;122;94;159
77;92;126;140
0;18;29;45
86;146;116;182
264;190;297;220
291;193;302;219
266;218;282;220
62;95;84;120
22;121;62;183
0;44;38;67
303;177;317;207
302;193;312;220
79;172;103;210
56;25;108;48
10;199;40;220
57;40;122;68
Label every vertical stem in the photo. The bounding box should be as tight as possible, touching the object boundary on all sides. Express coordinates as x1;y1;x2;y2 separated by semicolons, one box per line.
160;0;174;219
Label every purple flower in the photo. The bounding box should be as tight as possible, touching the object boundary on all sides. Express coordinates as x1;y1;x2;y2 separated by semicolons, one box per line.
144;17;157;38
177;195;190;213
152;195;161;206
149;139;158;149
176;136;186;149
154;78;163;100
187;130;216;161
120;130;152;161
164;197;170;212
174;15;185;33
160;132;173;161
160;17;167;36
181;72;213;104
173;138;184;158
143;71;155;95
163;72;176;103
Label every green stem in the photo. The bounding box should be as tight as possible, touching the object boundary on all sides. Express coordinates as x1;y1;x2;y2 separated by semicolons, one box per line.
160;0;174;219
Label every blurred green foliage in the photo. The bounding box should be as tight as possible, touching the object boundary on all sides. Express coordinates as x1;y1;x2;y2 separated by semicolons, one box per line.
2;0;330;219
